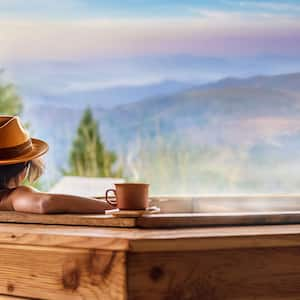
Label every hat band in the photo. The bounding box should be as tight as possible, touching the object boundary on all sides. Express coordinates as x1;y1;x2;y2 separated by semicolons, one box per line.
0;139;33;160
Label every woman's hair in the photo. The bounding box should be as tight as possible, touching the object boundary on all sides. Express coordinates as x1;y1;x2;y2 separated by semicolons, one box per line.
0;158;45;188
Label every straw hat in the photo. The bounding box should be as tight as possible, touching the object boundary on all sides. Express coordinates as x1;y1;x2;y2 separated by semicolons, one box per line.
0;115;48;165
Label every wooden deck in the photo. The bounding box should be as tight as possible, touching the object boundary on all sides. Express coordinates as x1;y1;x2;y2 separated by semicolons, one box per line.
1;196;300;299
0;222;299;298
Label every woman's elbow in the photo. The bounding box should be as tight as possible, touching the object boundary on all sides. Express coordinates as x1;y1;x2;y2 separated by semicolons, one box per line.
38;195;61;214
38;197;52;214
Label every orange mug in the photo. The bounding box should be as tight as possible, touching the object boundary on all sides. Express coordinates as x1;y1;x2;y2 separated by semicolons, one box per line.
105;183;149;210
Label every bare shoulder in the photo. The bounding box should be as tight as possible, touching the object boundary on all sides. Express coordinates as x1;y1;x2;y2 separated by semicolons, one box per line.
11;185;37;195
10;186;47;213
9;185;43;203
0;186;37;211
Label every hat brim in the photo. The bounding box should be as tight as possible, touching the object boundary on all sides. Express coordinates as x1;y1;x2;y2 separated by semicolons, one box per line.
0;138;49;165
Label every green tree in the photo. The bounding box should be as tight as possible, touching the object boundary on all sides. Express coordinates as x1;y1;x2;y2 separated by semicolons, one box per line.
0;71;22;115
65;108;122;177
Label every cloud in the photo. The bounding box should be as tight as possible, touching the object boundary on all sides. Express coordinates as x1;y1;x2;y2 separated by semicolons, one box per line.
192;7;300;24
237;1;300;12
0;0;85;13
0;0;90;21
61;77;166;92
0;12;299;63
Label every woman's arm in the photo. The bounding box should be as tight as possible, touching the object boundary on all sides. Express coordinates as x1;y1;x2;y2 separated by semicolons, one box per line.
9;186;114;214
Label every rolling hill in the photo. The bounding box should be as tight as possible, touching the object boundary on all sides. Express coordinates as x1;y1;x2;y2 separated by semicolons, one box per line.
23;72;300;192
103;73;300;147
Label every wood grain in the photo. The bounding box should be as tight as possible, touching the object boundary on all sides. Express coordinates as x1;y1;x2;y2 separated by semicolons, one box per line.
0;211;136;228
3;223;300;252
137;211;300;228
0;295;30;299
0;223;132;250
1;221;300;299
3;209;300;231
0;244;126;300
128;248;300;300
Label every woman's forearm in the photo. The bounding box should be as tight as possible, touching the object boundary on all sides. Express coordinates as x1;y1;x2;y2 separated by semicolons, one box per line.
10;186;114;214
41;193;114;213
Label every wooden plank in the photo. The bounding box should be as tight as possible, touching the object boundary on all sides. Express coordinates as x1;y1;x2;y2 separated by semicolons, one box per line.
128;247;300;300
136;211;300;228
129;234;300;252
0;223;132;251
0;244;126;300
3;223;300;252
0;295;30;299
0;211;136;228
4;209;300;230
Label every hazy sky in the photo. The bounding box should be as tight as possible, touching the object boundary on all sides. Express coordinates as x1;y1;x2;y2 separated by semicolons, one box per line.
0;0;299;63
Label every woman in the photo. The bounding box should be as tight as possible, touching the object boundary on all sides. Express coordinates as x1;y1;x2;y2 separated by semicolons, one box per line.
0;115;114;213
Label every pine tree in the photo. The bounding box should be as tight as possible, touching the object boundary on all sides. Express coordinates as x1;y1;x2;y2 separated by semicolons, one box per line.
65;108;122;177
0;71;22;115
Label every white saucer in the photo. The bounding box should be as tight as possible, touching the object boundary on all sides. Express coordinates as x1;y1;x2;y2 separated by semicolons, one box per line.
105;206;160;218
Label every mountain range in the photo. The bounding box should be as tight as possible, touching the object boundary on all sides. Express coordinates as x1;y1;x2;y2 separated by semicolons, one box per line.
23;72;300;192
23;79;192;109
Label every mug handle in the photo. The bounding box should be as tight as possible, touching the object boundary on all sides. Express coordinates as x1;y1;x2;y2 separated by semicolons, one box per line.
105;189;117;207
